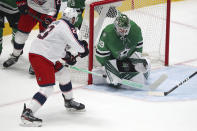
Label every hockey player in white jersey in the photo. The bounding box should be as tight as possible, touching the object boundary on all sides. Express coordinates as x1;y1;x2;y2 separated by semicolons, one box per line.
3;0;61;74
20;8;89;127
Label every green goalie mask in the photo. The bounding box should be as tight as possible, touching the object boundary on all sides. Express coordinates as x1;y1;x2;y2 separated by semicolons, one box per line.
114;14;131;37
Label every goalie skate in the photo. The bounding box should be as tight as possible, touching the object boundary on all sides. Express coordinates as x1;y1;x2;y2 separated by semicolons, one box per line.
20;104;42;127
62;94;85;111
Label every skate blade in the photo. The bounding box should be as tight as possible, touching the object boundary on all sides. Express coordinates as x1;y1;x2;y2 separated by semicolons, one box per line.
20;119;42;127
66;108;86;112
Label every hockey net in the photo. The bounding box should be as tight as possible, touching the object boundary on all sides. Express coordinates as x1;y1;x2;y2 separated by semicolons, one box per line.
69;0;171;85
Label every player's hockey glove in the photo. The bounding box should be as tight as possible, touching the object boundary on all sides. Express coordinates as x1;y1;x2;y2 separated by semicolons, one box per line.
62;51;77;65
78;40;89;58
54;61;64;72
16;0;28;14
42;16;55;29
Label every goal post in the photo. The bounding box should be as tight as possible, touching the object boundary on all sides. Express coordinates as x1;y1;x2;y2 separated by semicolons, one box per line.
165;0;171;66
88;0;124;84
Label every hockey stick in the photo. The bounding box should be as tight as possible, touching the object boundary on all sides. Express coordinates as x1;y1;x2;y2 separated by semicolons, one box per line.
148;71;197;96
28;11;43;23
65;64;167;90
65;65;143;88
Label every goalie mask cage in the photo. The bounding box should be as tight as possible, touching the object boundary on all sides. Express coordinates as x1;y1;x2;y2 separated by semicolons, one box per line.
70;0;171;85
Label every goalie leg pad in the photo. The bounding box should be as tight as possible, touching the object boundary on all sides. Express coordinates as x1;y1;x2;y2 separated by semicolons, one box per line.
105;60;122;86
120;72;150;90
92;67;107;85
130;73;146;85
105;69;122;86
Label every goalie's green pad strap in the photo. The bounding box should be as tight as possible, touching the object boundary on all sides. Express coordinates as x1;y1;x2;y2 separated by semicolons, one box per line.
104;61;140;80
120;72;139;80
128;58;147;66
104;61;121;78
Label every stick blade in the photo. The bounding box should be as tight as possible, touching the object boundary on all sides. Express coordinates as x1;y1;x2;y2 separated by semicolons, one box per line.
148;91;165;96
149;74;168;90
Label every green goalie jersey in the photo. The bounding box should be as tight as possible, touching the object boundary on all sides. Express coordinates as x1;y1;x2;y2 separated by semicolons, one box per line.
0;0;19;14
66;0;85;9
96;20;143;66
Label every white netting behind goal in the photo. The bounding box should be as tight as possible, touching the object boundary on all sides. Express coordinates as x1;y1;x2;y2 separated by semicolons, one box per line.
69;0;170;84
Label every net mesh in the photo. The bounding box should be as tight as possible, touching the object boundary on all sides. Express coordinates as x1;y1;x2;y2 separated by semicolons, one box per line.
70;0;169;84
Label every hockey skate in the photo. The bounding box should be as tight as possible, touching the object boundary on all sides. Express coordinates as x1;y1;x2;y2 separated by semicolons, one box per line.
3;53;20;67
20;104;42;127
62;94;85;111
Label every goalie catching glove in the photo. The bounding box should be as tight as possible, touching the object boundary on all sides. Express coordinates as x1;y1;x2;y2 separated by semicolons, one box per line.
129;52;150;73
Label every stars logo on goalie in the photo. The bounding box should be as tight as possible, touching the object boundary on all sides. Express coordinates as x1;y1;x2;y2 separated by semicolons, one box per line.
117;48;130;60
98;40;104;48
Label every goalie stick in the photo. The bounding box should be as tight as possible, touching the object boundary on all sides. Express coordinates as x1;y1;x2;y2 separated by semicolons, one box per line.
65;65;168;90
148;71;197;96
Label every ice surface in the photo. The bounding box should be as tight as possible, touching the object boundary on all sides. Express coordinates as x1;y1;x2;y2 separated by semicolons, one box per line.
0;0;197;131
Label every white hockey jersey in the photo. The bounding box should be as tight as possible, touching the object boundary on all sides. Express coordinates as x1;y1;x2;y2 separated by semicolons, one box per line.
27;0;60;16
29;19;85;64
